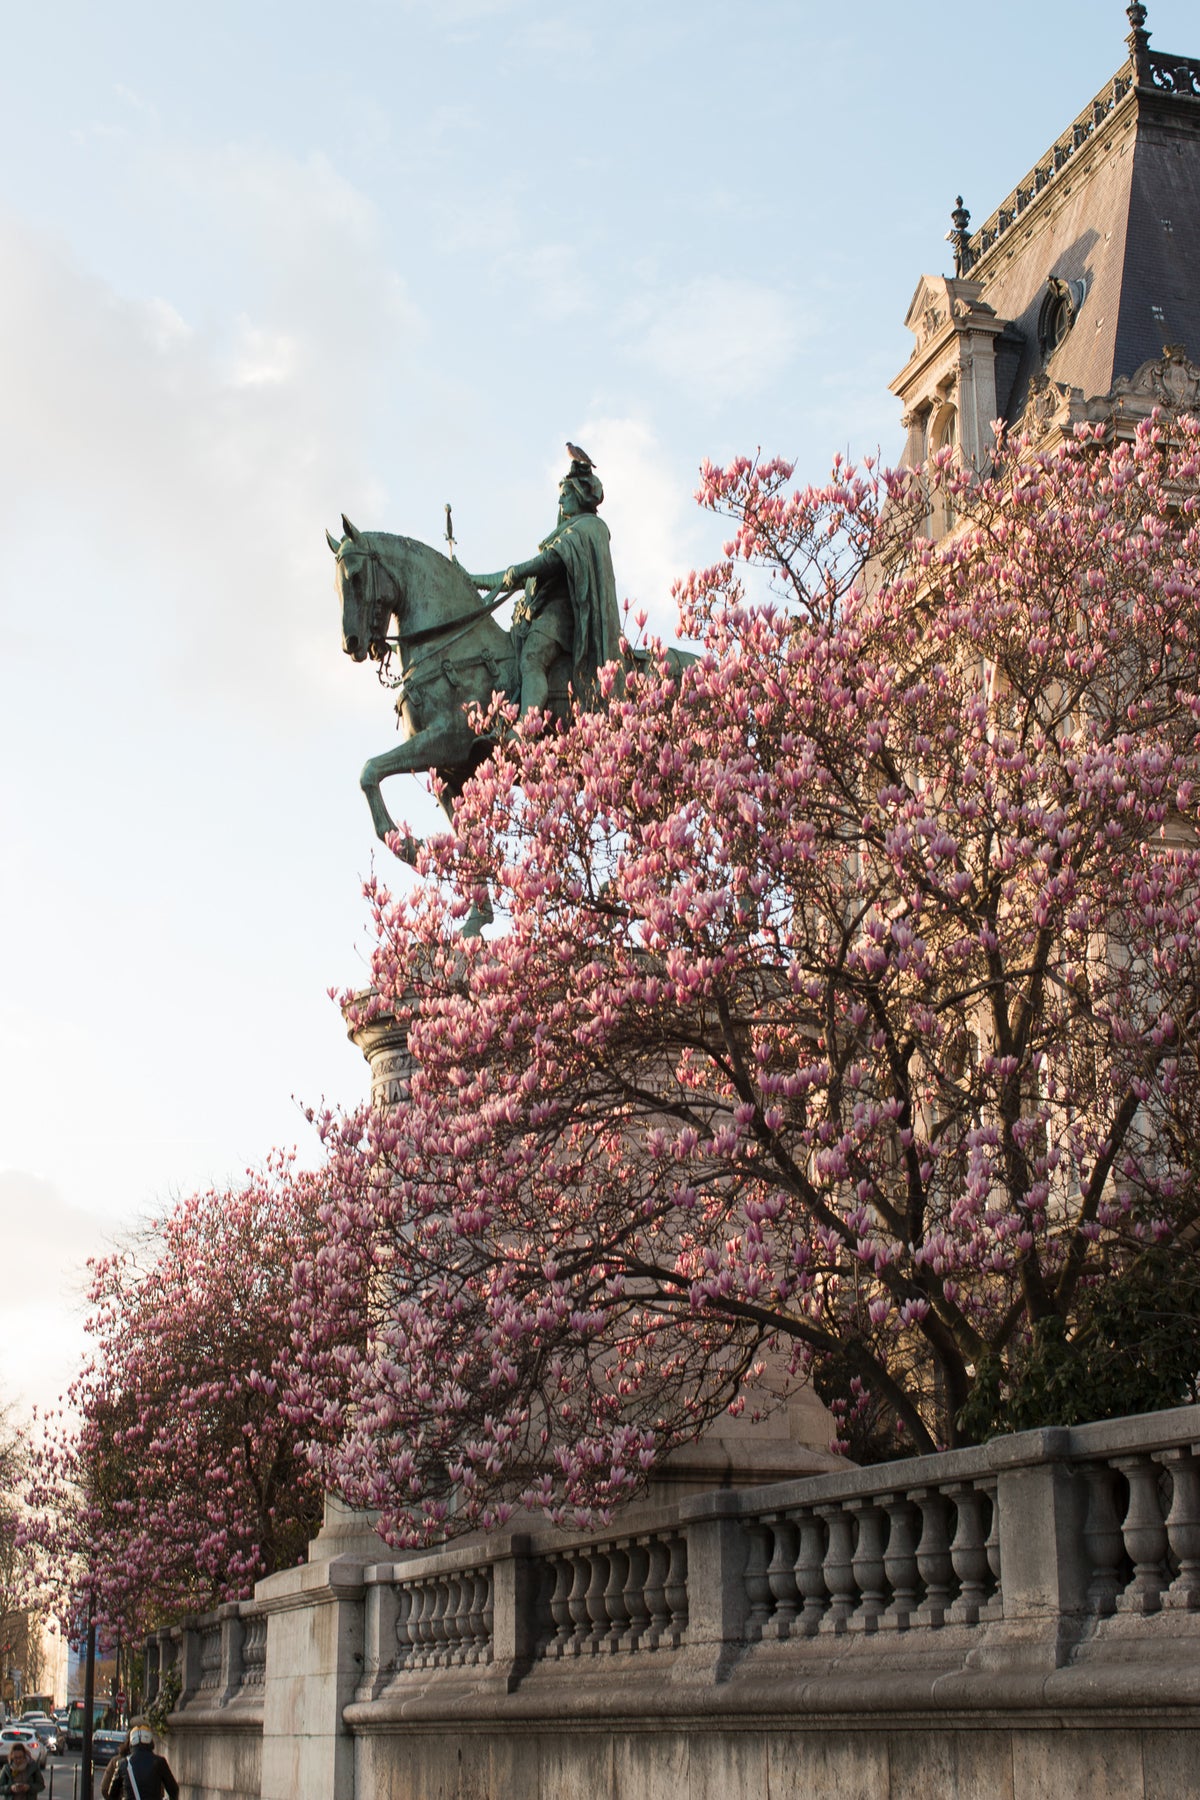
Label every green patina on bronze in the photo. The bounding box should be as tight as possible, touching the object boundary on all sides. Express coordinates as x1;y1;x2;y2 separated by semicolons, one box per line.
332;447;692;932
466;454;622;715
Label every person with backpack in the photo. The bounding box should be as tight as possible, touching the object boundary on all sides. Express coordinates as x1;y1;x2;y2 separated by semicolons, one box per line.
112;1724;178;1800
100;1730;133;1798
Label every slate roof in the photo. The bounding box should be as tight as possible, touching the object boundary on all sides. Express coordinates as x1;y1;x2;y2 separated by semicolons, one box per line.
960;46;1200;423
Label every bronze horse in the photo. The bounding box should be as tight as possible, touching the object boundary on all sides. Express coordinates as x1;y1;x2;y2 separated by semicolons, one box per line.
330;515;570;852
331;513;693;878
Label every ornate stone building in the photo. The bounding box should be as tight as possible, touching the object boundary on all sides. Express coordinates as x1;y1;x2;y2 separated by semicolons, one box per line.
893;3;1200;476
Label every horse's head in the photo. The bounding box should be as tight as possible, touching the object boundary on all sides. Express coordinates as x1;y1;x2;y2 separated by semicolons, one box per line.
329;514;394;663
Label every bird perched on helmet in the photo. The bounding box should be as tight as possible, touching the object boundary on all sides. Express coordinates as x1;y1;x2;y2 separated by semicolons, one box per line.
565;441;596;470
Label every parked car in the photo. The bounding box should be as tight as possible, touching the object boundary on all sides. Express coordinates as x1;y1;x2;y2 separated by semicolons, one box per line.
0;1725;47;1767
90;1727;128;1764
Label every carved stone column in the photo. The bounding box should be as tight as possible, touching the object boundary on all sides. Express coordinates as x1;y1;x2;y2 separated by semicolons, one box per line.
343;990;413;1108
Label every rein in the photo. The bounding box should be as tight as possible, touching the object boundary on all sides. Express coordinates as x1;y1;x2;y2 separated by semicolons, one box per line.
403;583;512;646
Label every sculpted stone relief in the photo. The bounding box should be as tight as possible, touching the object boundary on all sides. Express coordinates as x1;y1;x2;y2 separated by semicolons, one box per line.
1108;345;1200;412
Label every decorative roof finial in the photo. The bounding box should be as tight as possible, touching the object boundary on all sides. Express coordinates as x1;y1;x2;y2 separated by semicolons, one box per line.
947;196;972;277
1127;3;1152;85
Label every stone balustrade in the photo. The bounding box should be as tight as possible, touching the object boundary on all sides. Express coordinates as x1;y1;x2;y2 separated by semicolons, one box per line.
536;1525;689;1658
340;1404;1200;1709
145;1597;265;1716
395;1558;494;1670
147;1404;1200;1799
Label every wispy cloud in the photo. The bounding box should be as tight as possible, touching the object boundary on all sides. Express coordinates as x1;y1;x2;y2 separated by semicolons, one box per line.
0;140;423;717
620;274;805;403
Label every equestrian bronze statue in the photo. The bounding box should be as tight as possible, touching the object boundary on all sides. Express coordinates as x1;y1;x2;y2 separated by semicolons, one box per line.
331;447;689;922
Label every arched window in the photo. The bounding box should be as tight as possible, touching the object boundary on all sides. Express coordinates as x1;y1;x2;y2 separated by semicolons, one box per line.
1038;276;1087;359
929;402;958;536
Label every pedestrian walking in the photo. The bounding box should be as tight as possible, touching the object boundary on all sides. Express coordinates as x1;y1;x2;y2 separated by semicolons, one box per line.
110;1725;178;1800
0;1744;44;1797
100;1731;132;1799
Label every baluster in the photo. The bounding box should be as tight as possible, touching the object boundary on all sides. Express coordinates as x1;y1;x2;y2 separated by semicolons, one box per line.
460;1570;483;1664
481;1566;494;1661
880;1495;920;1629
643;1537;671;1650
584;1549;611;1654
849;1500;887;1633
947;1483;991;1625
428;1577;451;1665
467;1562;489;1656
910;1487;955;1627
439;1573;462;1665
980;1477;1002;1619
795;1510;828;1636
742;1521;774;1644
817;1505;858;1634
1161;1450;1200;1610
408;1583;431;1667
566;1552;591;1656
547;1556;573;1658
421;1580;441;1666
664;1534;688;1647
394;1584;415;1670
620;1541;651;1651
762;1516;799;1641
603;1545;631;1653
1082;1461;1127;1616
1114;1454;1169;1614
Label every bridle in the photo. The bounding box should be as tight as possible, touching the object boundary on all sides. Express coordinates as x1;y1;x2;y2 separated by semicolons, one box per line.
340;539;513;697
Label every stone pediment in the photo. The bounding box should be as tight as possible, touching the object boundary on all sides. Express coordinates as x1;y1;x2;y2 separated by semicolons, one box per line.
902;276;1000;362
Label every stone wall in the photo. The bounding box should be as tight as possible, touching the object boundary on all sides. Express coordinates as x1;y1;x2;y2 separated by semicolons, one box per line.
146;1601;264;1800
150;1404;1200;1799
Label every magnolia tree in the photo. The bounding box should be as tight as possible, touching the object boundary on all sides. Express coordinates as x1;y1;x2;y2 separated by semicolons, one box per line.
296;417;1200;1545
26;1157;329;1638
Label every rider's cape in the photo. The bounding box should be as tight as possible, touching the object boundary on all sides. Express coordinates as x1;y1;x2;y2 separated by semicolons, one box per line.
539;511;622;702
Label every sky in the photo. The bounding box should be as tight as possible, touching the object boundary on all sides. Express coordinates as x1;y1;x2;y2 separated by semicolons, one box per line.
2;0;1193;1418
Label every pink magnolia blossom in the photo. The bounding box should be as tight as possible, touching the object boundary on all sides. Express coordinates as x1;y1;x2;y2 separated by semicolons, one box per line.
24;1154;331;1638
291;418;1200;1543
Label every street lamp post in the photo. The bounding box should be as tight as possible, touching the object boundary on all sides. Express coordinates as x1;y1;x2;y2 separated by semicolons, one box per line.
80;1602;96;1795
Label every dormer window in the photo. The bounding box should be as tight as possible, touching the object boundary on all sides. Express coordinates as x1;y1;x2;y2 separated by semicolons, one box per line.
1039;276;1087;357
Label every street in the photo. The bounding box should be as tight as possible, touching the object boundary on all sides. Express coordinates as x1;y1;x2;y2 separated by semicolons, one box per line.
39;1751;99;1799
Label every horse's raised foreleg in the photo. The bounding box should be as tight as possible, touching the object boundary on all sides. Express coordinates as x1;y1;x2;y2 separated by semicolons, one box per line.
359;720;478;850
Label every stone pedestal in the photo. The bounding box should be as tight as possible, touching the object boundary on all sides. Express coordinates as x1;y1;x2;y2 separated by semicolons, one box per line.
343;989;413;1109
255;1555;367;1800
342;989;841;1505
